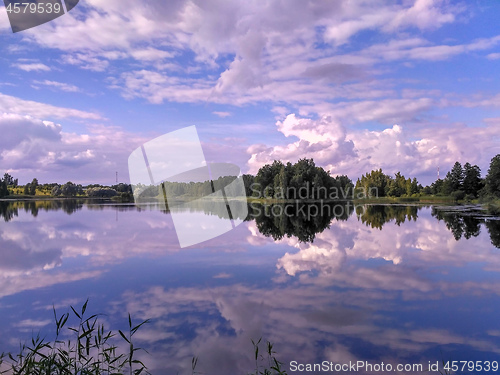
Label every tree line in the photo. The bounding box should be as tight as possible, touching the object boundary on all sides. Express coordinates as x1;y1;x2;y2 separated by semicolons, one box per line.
354;155;500;201
2;153;500;201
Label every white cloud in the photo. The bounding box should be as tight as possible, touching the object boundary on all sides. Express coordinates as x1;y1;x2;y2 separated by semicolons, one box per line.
11;0;470;110
324;0;457;46
0;113;61;151
0;93;102;120
33;80;81;92
487;52;500;60
212;111;231;118
62;53;110;72
247;113;500;183
13;63;51;72
0;118;148;184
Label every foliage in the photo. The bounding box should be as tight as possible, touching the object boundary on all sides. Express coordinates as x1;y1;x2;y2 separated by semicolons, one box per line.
450;190;465;202
29;178;39;196
356;170;419;198
250;338;288;375
463;163;482;197
485;154;500;198
0;177;9;198
86;187;118;198
3;173;18;187
428;160;485;199
449;162;464;192
61;182;77;197
254;159;353;200
0;300;150;375
52;185;62;196
0;299;289;375
111;183;133;194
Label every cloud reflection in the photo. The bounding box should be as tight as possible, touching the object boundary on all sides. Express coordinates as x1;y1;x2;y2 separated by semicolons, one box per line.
1;202;500;374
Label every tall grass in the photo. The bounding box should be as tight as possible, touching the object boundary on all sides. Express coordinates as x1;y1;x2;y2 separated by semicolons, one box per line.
0;299;150;375
0;301;288;375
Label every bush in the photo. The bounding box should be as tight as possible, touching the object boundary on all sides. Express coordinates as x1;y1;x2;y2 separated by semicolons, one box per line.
86;187;118;198
487;203;500;216
465;194;475;202
450;190;466;202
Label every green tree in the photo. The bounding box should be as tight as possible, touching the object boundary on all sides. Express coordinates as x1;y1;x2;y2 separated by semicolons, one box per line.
51;185;62;196
3;173;17;186
485;154;500;198
255;162;281;198
61;182;77;197
29;178;39;195
463;162;482;197
406;177;419;196
448;162;464;192
356;169;389;197
430;179;444;195
0;178;9;198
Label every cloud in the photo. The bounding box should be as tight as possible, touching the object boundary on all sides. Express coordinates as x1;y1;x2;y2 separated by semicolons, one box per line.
61;53;110;72
0;111;148;183
33;80;81;92
487;53;500;60
247;113;500;183
9;0;471;112
0;113;61;151
324;0;458;46
212;111;231;118
0;93;102;120
13;63;51;72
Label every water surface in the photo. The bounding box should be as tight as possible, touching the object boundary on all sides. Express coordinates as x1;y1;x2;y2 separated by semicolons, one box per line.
0;200;500;374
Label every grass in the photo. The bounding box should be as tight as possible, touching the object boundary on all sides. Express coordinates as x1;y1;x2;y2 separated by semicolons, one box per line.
0;299;150;375
0;301;288;375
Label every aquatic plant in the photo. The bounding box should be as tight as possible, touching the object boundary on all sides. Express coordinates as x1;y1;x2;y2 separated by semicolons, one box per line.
0;299;150;375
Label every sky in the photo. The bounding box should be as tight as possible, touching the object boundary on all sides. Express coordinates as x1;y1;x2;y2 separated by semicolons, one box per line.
0;0;500;186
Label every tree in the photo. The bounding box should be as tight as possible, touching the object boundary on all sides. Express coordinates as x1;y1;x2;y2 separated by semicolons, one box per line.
406;177;419;196
24;183;30;195
356;169;389;197
61;182;77;197
447;162;464;192
29;178;39;196
0;178;9;198
255;162;280;198
463;162;482;197
386;172;406;197
485;154;500;198
3;173;17;186
86;187;117;198
51;185;62;196
430;179;444;195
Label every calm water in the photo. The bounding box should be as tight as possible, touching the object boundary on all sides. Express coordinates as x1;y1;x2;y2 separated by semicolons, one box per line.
1;200;500;374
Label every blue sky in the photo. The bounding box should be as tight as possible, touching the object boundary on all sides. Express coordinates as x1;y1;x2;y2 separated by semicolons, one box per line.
0;0;500;185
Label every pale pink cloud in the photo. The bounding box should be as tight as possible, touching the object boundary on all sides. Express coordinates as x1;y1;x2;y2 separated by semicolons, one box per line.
247;114;500;184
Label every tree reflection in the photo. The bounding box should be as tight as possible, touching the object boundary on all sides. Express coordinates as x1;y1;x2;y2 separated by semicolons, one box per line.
486;220;500;248
2;199;500;249
356;205;420;230
0;200;84;222
431;209;482;241
0;201;19;222
249;202;354;242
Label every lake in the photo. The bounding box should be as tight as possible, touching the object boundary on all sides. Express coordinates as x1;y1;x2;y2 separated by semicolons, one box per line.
1;200;500;374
